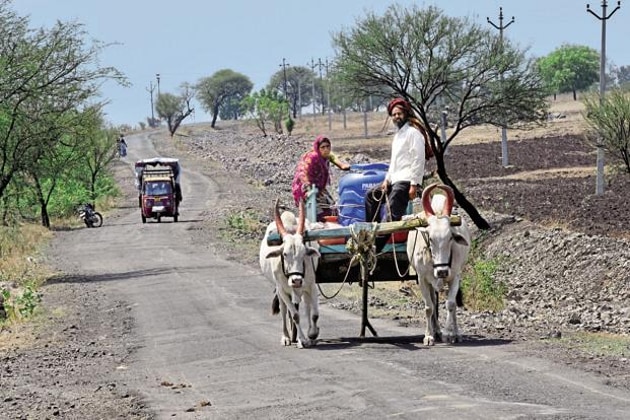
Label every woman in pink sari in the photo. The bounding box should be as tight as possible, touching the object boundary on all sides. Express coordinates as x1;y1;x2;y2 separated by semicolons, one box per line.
291;135;350;222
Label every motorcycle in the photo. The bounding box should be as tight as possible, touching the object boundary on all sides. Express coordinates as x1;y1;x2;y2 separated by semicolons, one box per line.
78;203;103;228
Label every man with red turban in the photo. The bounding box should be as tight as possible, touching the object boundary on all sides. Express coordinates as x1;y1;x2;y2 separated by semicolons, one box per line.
364;98;426;225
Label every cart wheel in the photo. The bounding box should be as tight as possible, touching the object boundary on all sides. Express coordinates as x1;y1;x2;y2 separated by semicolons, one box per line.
174;214;178;222
157;215;161;223
141;215;146;224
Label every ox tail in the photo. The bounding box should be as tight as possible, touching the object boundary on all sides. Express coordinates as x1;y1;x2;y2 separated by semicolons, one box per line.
271;293;280;315
456;288;463;307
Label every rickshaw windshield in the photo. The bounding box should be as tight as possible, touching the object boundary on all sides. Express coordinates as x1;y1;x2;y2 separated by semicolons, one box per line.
146;182;172;196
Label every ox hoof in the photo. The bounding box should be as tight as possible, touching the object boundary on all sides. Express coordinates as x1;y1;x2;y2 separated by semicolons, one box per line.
308;327;320;340
282;336;292;346
296;339;312;349
444;334;462;344
423;336;435;346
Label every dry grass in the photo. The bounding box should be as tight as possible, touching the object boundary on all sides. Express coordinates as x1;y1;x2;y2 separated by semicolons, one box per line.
288;93;585;146
0;224;53;285
468;166;595;182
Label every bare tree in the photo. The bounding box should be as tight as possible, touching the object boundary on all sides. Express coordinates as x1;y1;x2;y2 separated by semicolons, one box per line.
155;84;195;137
333;4;548;229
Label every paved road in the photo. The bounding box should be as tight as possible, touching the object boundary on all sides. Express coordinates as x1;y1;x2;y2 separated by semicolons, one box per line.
56;132;630;419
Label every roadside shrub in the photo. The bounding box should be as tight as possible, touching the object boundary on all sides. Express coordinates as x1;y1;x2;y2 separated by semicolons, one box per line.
285;117;295;136
1;285;40;323
461;257;507;312
0;224;51;324
461;237;507;312
226;210;264;235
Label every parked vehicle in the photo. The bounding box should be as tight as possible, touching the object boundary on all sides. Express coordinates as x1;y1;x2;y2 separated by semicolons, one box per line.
77;203;103;228
134;158;182;223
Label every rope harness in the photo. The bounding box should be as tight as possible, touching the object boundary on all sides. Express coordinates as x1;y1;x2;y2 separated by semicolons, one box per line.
280;253;305;280
317;223;380;299
418;225;454;273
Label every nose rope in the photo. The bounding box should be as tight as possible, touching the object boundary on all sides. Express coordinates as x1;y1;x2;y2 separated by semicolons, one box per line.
433;252;453;270
420;231;453;270
280;254;305;279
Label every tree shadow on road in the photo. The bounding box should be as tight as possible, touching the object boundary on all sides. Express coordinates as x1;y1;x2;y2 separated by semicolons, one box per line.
44;265;217;285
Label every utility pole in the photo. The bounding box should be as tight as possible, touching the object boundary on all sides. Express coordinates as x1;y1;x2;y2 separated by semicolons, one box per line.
587;0;621;195
318;58;324;115
156;73;161;96
487;7;515;167
279;58;290;99
325;58;332;131
297;78;302;119
309;58;317;120
146;81;155;127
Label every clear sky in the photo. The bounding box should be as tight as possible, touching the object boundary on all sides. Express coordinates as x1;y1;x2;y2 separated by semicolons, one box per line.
10;0;630;127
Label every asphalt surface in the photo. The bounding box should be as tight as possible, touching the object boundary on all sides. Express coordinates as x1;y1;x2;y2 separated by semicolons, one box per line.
50;131;630;419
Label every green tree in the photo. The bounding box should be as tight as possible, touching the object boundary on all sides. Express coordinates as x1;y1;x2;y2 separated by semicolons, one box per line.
15;105;117;227
155;83;195;137
241;89;287;136
268;66;318;118
332;4;548;230
23;112;83;228
612;65;630;88
196;69;253;128
75;108;120;203
537;44;600;100
0;2;126;202
583;89;630;174
218;96;244;121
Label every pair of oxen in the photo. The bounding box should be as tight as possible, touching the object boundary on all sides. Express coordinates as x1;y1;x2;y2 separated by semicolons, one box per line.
259;184;471;348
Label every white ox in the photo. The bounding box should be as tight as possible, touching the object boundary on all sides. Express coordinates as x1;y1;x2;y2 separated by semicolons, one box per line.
407;184;471;345
259;200;321;348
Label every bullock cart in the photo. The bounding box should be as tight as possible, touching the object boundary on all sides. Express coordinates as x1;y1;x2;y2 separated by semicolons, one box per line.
267;192;461;337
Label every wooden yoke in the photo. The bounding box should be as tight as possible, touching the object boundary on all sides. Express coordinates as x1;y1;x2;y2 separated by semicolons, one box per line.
266;214;462;246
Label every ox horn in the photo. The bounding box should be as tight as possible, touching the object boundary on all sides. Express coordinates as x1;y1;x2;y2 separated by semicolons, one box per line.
422;183;456;216
274;198;287;237
422;183;439;216
441;185;455;216
297;199;306;235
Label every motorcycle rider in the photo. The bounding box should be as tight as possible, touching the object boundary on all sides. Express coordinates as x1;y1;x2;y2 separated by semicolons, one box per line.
117;134;128;157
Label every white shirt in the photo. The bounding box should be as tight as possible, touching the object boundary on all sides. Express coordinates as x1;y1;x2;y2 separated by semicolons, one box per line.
386;122;425;185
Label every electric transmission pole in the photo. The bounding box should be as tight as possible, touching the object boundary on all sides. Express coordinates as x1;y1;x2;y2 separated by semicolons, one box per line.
309;58;317;120
325;58;332;131
279;58;290;99
146;81;155;127
487;7;515;168
587;0;621;195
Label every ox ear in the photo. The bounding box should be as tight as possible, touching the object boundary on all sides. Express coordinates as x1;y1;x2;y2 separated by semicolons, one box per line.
452;232;469;247
265;248;283;259
305;247;321;258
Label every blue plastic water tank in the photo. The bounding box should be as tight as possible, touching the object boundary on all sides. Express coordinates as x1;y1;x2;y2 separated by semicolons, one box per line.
349;162;390;173
337;163;389;226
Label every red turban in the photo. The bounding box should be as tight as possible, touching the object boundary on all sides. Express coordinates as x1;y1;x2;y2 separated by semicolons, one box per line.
387;98;412;116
